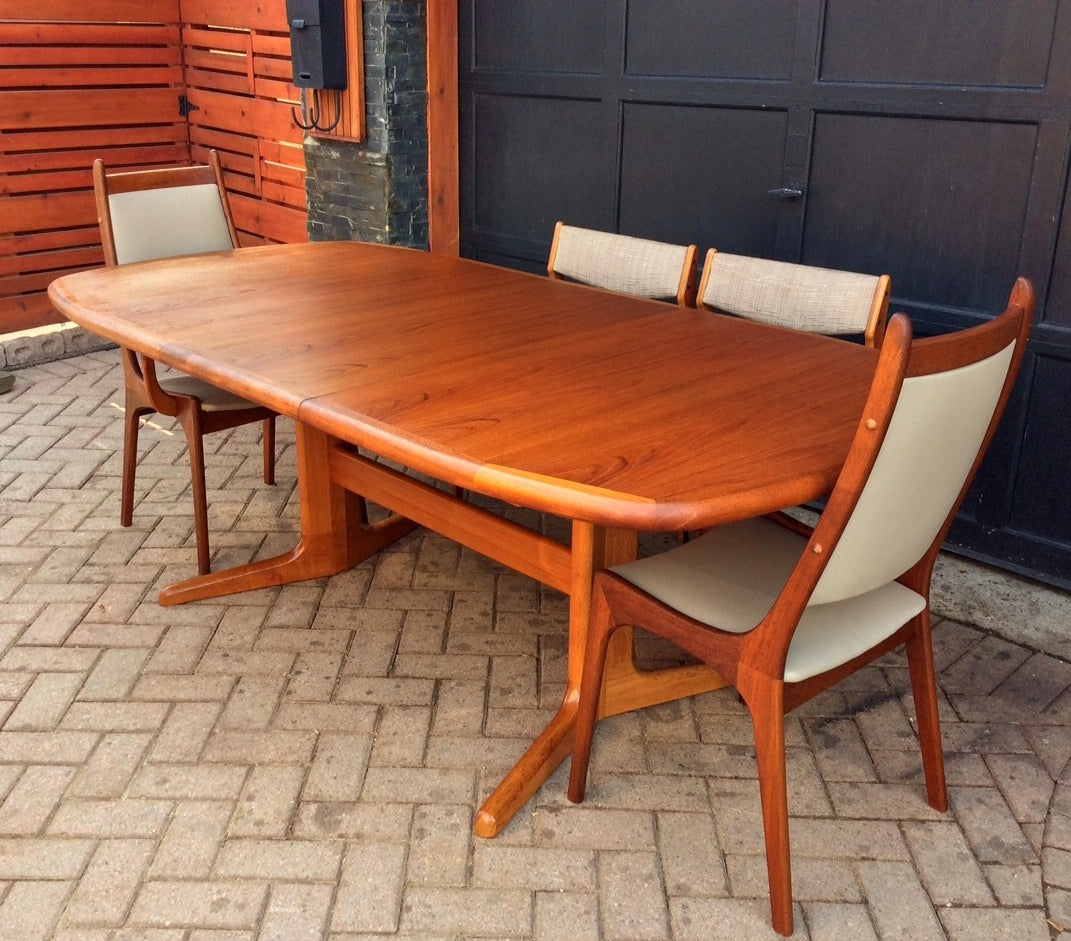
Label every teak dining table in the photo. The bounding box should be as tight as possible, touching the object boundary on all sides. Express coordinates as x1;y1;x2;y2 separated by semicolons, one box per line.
48;241;878;837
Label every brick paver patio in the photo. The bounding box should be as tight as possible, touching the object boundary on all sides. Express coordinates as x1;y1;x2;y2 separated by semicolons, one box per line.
1;348;1070;940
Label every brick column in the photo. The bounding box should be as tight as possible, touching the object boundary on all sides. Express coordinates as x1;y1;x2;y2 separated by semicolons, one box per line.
304;1;429;248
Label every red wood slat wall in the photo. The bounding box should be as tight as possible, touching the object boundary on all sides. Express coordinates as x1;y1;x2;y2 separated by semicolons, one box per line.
179;0;307;246
0;0;307;335
1;2;186;332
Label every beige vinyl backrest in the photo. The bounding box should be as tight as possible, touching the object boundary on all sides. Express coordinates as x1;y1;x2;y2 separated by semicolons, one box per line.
700;251;889;346
809;339;1017;605
548;222;698;306
107;184;234;265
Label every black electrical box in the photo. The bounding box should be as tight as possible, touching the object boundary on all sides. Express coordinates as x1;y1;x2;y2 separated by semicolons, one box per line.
286;0;347;90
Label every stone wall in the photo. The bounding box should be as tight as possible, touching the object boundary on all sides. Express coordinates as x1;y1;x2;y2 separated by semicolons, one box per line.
304;1;429;247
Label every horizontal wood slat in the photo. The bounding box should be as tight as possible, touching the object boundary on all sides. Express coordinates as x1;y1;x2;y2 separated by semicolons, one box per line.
176;0;287;33
1;0;308;335
17;1;181;22
0;88;183;129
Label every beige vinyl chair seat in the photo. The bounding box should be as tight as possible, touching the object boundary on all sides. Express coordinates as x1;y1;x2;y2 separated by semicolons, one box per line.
155;374;264;412
611;517;925;683
548;221;699;306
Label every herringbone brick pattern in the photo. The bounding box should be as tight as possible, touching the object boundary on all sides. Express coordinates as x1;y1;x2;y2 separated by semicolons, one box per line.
1;349;1070;940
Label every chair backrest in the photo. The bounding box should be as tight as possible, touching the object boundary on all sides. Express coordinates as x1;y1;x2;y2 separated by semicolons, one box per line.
93;151;239;267
547;221;699;306
804;278;1034;606
698;249;891;347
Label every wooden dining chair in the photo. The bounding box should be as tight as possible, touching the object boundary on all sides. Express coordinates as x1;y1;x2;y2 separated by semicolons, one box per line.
698;249;891;347
93;152;277;575
547;221;699;306
569;279;1034;936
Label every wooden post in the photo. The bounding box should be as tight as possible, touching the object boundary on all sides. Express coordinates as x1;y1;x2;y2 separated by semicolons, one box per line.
426;0;460;255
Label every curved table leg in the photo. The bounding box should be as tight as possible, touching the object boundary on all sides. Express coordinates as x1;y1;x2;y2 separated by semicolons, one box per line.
474;523;729;837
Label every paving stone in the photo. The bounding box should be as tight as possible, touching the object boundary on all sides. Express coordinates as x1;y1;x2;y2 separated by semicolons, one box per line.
217;674;287;731
802;901;879;941
331;842;408;934
987;752;1056;824
670;896;807;940
727;853;862;904
0;879;73;941
856;860;946;941
902;819;995;906
534;889;600;941
950;786;1039;865
215;837;344;880
48;797;173;838
406;802;473;887
292;801;413;842
149;800;232;878
259;882;334;941
0;764;77;835
69;733;152;798
984;862;1045;906
229;763;303;838
128;762;247;801
128;880;268;930
61;838;156;927
148;701;223;763
0;838;96;879
399;885;532;937
472;842;595;892
938;906;1054;940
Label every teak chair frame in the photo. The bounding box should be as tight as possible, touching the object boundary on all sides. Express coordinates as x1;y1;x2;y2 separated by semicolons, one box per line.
569;279;1034;936
93;152;276;575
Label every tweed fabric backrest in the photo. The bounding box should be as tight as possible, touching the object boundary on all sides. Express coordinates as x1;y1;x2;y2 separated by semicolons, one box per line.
702;252;880;335
809;340;1016;604
551;225;693;302
107;184;235;265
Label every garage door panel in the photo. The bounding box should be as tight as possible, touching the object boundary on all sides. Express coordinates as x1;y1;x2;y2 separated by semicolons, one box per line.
468;94;615;244
469;0;603;74
619;103;787;255
820;0;1056;87
625;0;798;79
805;114;1036;313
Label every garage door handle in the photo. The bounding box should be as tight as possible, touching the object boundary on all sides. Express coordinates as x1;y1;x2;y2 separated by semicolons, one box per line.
768;186;804;199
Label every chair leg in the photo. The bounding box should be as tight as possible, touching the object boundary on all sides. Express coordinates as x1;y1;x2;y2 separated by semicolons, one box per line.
568;584;617;804
175;408;211;576
905;611;948;812
262;416;276;485
745;679;795;937
121;399;152;528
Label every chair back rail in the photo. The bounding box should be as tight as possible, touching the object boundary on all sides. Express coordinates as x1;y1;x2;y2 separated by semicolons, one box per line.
547;221;698;307
698;249;891;347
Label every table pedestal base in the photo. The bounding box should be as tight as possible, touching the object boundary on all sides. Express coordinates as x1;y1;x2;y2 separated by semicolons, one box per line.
158;424;729;835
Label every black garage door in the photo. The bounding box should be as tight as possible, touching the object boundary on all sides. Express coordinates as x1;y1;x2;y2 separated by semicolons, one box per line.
458;0;1071;590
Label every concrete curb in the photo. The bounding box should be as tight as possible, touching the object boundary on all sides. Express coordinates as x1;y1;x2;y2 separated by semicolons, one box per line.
0;321;115;371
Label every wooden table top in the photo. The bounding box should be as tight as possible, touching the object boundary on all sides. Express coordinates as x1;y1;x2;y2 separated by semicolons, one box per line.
49;241;878;531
